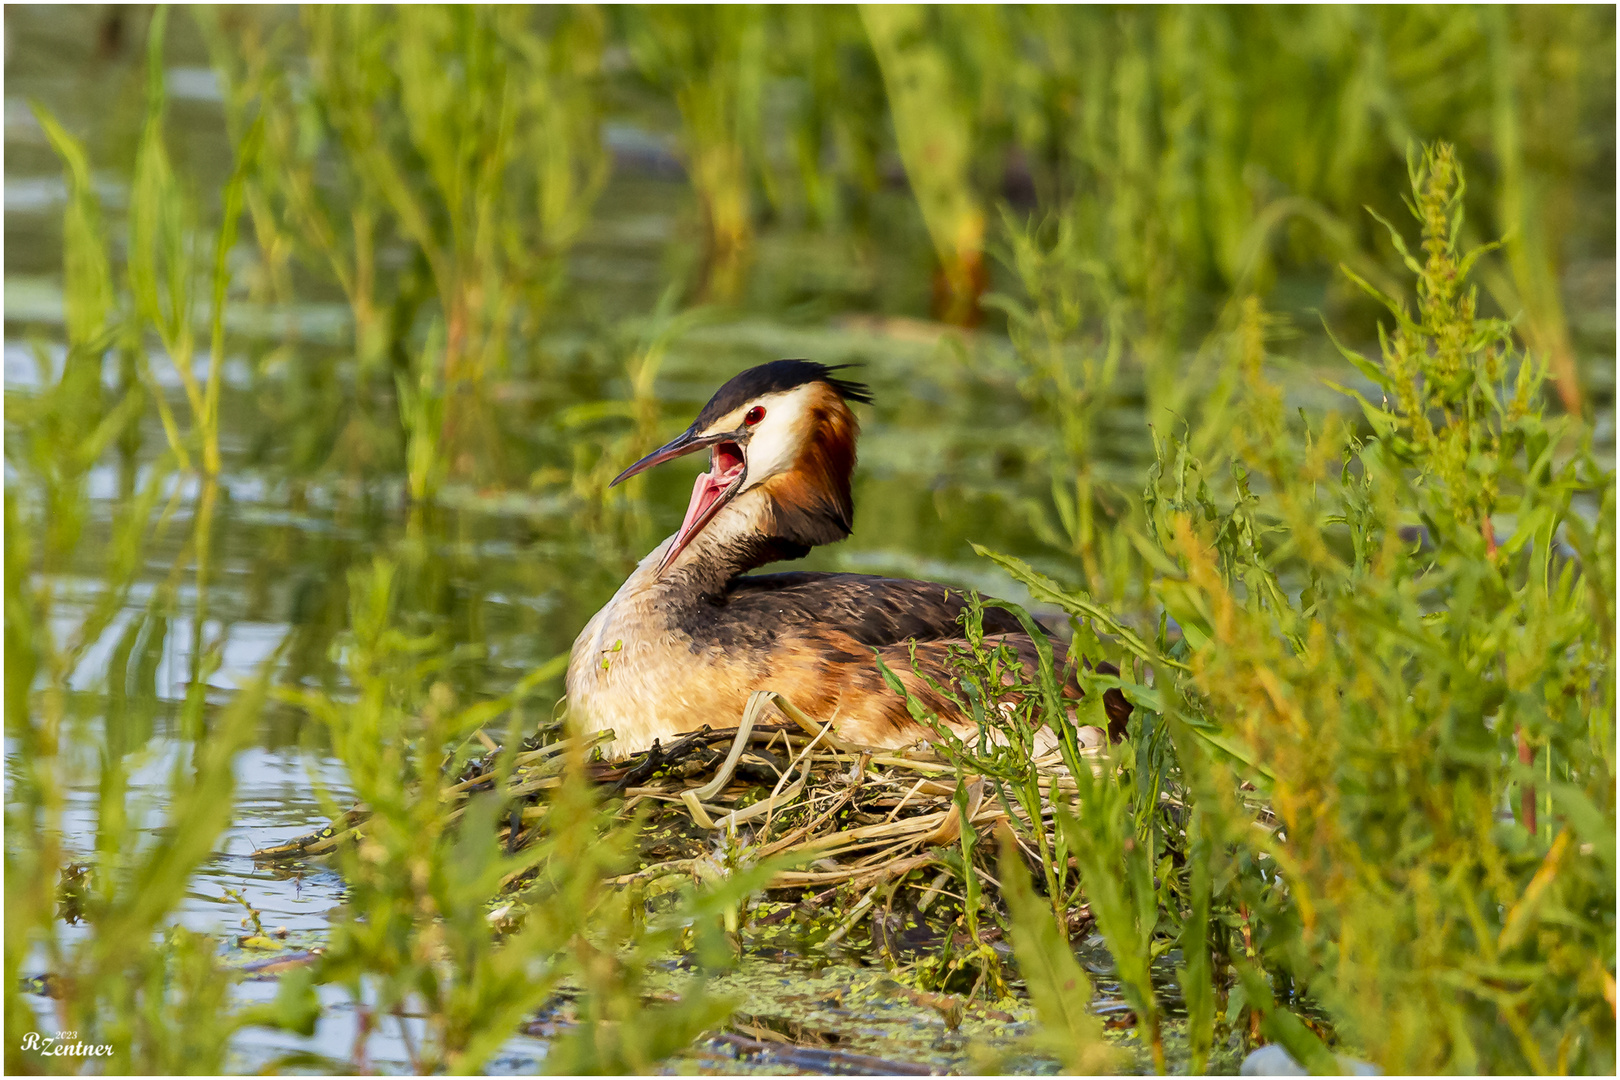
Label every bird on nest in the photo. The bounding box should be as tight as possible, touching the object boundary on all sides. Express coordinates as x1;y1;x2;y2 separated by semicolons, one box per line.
565;360;1131;758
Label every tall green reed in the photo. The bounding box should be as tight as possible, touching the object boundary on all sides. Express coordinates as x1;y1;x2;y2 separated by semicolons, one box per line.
997;829;1119;1074
983;211;1137;605
877;586;1183;1068
1481;4;1612;419
182;5;1610;432
977;7;1613;628
871;7;1609;413
5;106;762;1054
766;6;888;236
860;5;991;327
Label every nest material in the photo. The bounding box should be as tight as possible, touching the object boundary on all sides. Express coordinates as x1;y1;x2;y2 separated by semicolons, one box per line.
257;691;1104;907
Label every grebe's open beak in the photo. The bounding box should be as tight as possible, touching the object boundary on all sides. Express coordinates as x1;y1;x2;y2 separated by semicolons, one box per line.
611;428;749;576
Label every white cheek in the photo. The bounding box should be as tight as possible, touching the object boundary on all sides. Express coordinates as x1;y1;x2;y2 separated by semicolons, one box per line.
740;390;814;487
743;423;798;483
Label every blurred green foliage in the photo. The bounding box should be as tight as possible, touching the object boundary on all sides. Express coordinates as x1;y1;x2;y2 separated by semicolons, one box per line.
115;4;1612;511
5;15;737;1072
191;6;1616;393
200;5;610;486
620;6;767;303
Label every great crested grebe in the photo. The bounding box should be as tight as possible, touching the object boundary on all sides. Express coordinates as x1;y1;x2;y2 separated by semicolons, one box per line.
565;360;1131;757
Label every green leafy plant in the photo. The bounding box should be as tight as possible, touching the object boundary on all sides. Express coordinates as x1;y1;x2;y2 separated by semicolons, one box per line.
984;210;1138;604
876;589;1182;1068
4;381;257;1073
974;143;1614;1074
276;558;775;1072
4;20;298;1068
998;828;1119;1074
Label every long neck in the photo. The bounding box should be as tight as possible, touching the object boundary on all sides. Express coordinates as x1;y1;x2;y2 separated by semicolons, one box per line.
649;489;812;601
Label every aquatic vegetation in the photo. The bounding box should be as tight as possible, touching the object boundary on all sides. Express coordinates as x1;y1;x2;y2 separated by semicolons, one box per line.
766;6;888;235
5;4;1613;1074
200;5;610;487
998;829;1119;1074
984;209;1139;605
269;558;779;1073
4;362;236;1074
860;5;990;327
5;39;262;1067
969;147;1615;1073
969;7;1609;415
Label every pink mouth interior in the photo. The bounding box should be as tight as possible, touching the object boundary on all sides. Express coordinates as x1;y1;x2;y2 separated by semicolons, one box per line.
676;441;745;541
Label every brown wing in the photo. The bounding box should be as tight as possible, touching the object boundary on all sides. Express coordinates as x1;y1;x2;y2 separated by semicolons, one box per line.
691;572;1131;749
760;624;1133;750
719;571;1030;645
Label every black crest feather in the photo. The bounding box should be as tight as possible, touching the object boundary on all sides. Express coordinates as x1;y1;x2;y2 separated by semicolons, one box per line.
693;360;871;430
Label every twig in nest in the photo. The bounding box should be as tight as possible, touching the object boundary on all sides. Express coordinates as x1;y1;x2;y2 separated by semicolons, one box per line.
884;775;932;824
819;884;881;949
599;729;716;795
916;869;953;914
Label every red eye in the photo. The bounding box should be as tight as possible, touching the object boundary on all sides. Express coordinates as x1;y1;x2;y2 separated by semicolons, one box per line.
743;406;766;426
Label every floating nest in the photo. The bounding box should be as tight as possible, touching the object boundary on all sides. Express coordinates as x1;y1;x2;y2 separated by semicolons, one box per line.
256;692;1108;952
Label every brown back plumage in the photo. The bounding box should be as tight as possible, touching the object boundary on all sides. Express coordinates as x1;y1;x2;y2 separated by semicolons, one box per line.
704;572;1131;747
